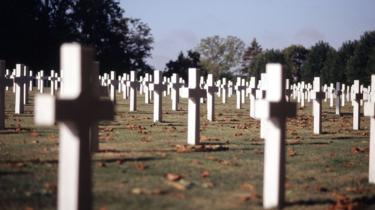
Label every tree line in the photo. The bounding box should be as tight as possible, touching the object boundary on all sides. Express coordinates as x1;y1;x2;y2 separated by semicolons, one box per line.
0;0;153;74
165;31;375;85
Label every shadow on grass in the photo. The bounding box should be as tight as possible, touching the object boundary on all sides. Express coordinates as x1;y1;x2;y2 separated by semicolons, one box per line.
286;196;375;208
94;156;163;164
0;170;31;177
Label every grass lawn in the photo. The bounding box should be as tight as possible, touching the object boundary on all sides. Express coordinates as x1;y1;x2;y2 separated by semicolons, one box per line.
0;89;374;210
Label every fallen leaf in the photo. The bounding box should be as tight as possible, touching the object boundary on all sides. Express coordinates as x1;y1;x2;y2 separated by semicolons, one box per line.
288;148;297;157
165;173;182;182
201;170;210;178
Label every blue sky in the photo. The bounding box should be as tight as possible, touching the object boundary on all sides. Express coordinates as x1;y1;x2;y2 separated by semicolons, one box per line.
120;0;375;70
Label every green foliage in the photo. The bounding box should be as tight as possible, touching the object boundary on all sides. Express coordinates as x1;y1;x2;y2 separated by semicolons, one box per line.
196;35;245;80
0;0;153;74
163;50;202;82
301;41;335;83
282;45;308;82
241;38;262;77
346;31;375;85
249;49;287;80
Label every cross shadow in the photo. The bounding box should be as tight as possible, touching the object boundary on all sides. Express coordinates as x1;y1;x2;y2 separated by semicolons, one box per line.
95;156;163;164
0;170;31;177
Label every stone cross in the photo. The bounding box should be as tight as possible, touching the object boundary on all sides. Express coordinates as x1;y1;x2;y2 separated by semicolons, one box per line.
352;80;362;130
220;78;228;104
285;79;292;102
335;82;342;115
120;73;128;100
38;70;47;93
180;68;207;145
256;73;267;138
241;78;246;104
14;64;26;114
249;77;257;118
22;66;30;105
109;71;117;103
0;60;13;129
149;70;166;122
341;84;346;107
256;64;296;209
311;77;325;134
235;77;245;109
300;82;306;108
127;71;139;112
228;80;233;97
143;73;152;104
48;70;59;96
206;74;218;121
171;73;182;111
34;43;114;210
364;75;375;183
329;83;335;107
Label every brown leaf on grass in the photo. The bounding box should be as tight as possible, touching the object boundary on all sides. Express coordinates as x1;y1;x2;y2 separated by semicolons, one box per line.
288;148;297;157
134;163;146;171
240;183;256;192
345;186;370;193
166;179;193;191
239;193;261;202
165;173;182;182
32;140;39;144
131;187;165;195
201;170;210;178
175;144;193;153
202;181;214;188
351;147;368;154
30;130;39;137
15;124;21;133
97;162;107;168
287;140;302;145
234;132;243;136
43;182;57;193
330;192;362;210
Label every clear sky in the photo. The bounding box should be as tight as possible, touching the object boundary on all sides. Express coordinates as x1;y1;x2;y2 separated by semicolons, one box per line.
120;0;375;70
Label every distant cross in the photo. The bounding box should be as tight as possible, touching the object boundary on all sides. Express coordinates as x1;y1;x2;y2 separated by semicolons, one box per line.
256;64;296;209
0;60;13;129
341;84;346;107
14;64;26;114
220;78;228;104
149;70;167;122
171;73;182;111
285;79;292;102
329;83;335;107
300;82;306;108
143;73;152;104
48;70;59;96
335;82;342;115
241;78;246;104
108;71;117;103
34;43;114;210
311;77;325;134
249;77;257;118
22;66;30;105
352;80;362;130
181;68;207;145
364;75;375;183
127;71;139;112
235;77;245;109
206;74;218;121
256;73;267;139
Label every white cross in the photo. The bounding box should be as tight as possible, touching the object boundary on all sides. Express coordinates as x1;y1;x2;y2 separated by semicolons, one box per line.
149;70;167;122
235;77;245;109
256;64;296;209
311;77;325;134
14;64;27;114
108;71;117;103
220;78;228;104
335;82;342;115
48;70;59;96
364;75;375;184
180;68;207;145
143;73;152;104
206;74;218;121
249;77;257;118
171;73;182;111
256;73;267;138
285;79;292;102
34;43;114;210
341;84;346;107
352;80;362;130
0;60;12;129
127;71;139;112
329;83;335;107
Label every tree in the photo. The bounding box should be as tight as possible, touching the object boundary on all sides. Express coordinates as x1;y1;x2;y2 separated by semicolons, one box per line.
0;0;153;74
282;45;308;82
196;35;245;80
241;38;262;77
301;41;335;83
346;31;375;85
250;49;286;79
164;50;202;82
336;40;357;83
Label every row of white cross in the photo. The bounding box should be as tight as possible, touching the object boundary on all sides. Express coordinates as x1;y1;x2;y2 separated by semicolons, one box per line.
1;43;375;209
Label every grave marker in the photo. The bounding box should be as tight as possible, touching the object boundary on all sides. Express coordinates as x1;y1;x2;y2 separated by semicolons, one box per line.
311;77;325;134
127;71;139;112
171;73;182;111
149;70;166;122
180;68;207;145
34;43;114;210
352;80;362;130
256;64;296;209
206;74;218;121
364;75;375;183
